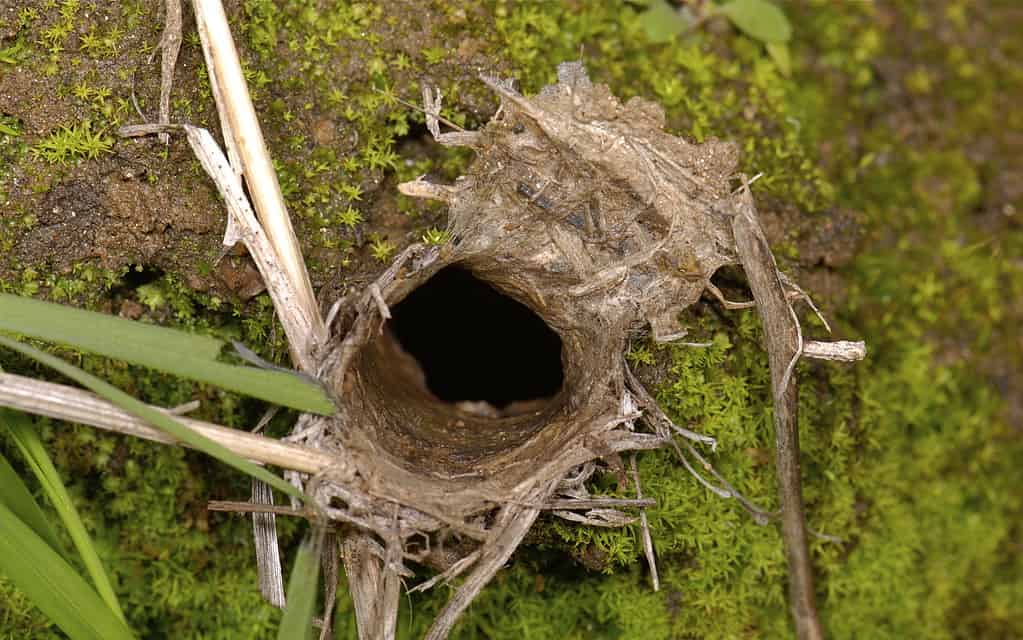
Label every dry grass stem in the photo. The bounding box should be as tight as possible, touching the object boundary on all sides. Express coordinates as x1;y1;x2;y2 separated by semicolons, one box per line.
0;372;335;475
730;180;824;640
631;455;660;591
251;480;286;608
150;0;181;144
190;0;325;365
118;123;324;373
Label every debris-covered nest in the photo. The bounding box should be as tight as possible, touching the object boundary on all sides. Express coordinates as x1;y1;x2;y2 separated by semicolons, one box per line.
273;62;862;639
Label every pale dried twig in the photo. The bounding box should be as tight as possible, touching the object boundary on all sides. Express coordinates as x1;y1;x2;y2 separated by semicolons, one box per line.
190;0;325;368
678;439;774;524
251;479;286;608
705;280;756;309
802;340;867;362
397;175;459;202
408;551;481;594
149;0;182;144
379;86;466;133
631;455;659;591
779;272;831;333
730;179;824;640
369;284;391;322
0;372;335;475
551;509;636;527
119;123;322;373
544;497;656;510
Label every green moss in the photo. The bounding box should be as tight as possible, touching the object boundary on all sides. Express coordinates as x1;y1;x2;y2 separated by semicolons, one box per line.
29;120;114;165
367;234;396;262
0;117;28;221
235;0;482;271
0;575;56;639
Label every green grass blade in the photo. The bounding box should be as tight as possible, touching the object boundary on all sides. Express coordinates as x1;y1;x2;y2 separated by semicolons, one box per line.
0;429;64;555
0;291;222;358
3;410;125;622
277;532;323;640
0;335;305;502
0;293;335;415
0;502;136;640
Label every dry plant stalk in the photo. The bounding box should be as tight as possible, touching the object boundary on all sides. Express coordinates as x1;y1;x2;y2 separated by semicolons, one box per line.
0;372;333;474
732;182;824;639
150;0;181;144
191;0;326;367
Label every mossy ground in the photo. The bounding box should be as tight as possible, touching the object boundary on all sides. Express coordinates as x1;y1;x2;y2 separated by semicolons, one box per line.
1;1;1021;638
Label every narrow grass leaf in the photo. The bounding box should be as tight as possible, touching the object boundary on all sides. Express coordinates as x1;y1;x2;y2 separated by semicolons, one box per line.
0;294;334;415
277;532;323;640
0;335;305;502
0;437;63;554
0;502;136;640
4;409;125;622
718;0;792;43
0;292;222;358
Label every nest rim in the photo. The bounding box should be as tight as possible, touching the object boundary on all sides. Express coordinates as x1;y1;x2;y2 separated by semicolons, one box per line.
332;256;624;489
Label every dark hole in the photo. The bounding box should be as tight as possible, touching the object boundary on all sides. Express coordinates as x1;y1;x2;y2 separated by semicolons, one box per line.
121;265;164;288
709;265;752;300
388;266;563;409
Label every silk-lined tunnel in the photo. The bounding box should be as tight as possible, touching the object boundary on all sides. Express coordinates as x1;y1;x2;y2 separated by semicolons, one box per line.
346;264;575;472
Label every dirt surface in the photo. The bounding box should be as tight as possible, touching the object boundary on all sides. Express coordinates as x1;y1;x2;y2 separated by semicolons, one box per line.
0;0;227;290
0;0;466;301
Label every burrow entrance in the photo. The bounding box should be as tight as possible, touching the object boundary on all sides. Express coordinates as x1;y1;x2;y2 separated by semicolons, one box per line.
349;265;570;472
387;265;564;413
